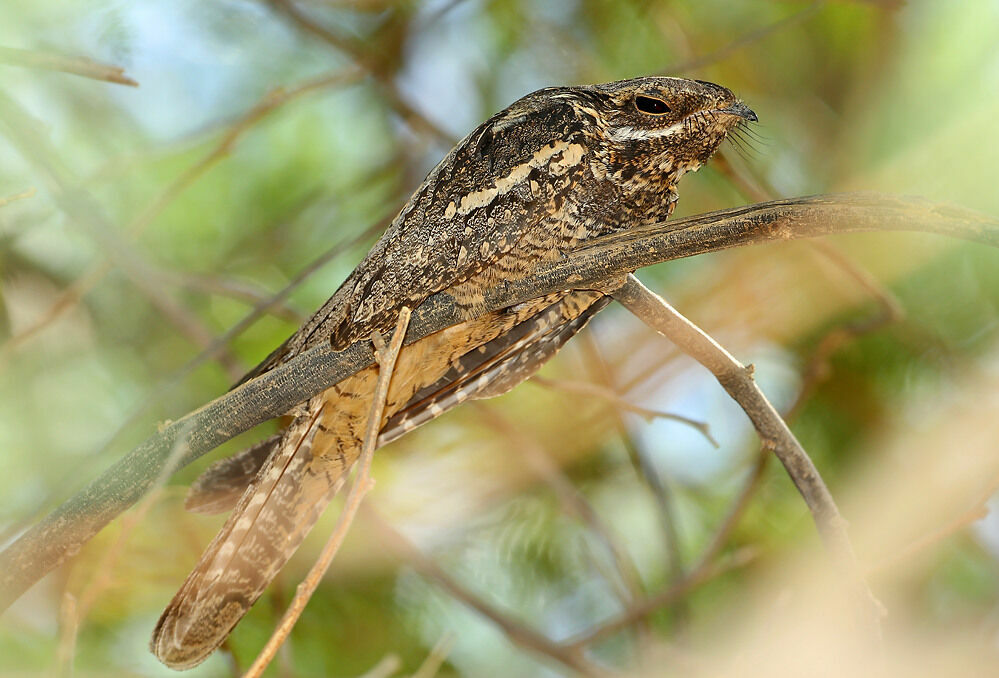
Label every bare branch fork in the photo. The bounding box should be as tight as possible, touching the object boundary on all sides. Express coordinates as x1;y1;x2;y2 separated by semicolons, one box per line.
1;193;997;612
611;275;882;628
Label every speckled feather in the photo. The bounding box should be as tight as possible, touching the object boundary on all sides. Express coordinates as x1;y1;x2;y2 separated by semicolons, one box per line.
152;76;754;669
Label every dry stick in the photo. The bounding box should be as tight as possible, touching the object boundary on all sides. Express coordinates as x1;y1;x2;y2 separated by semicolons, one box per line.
242;307;411;678
2;193;996;611
0;46;138;86
611;274;883;633
365;509;606;677
55;592;78;678
0;68;363;364
670;257;895;610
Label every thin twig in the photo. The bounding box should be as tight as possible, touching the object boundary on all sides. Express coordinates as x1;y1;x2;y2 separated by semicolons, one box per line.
531;375;717;447
409;633;455;678
2;192;995;611
0;187;36;207
357;654;402;678
242;306;411;678
55;591;78;678
0;46;138;86
610;274;883;635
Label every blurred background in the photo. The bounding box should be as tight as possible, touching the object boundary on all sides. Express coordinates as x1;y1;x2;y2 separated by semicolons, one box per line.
2;0;999;676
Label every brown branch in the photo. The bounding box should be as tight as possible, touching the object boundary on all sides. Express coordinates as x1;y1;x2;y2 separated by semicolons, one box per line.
365;509;606;677
243;306;411;678
1;192;995;612
610;274;883;634
0;46;138;86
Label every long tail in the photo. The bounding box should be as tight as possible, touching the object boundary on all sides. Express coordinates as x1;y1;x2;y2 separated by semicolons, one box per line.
153;291;606;668
151;399;353;669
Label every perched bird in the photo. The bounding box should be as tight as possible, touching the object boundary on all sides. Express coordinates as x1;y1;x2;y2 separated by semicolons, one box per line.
151;76;756;668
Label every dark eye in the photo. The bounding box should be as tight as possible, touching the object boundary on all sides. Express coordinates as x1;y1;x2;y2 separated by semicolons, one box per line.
635;95;671;115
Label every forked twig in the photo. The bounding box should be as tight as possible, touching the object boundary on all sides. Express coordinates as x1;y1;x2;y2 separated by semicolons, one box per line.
611;274;883;633
242;306;411;678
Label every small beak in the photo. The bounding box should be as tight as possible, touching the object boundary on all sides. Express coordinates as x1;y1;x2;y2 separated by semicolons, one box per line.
720;101;758;122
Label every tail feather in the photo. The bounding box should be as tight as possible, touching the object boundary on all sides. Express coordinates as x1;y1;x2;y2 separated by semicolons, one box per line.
152;403;345;669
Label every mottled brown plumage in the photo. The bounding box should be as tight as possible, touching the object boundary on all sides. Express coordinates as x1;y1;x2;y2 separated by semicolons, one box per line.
151;76;755;669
